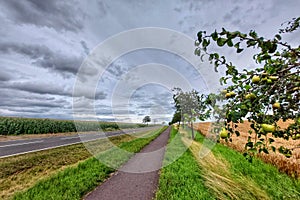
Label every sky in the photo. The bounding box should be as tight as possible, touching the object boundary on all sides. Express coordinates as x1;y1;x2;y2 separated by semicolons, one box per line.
0;0;299;123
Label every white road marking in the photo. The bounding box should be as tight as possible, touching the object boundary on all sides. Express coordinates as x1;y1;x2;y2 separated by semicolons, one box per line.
60;136;79;140
0;140;44;148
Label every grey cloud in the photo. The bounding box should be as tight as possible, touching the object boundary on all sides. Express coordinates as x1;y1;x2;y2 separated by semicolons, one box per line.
0;71;12;81
7;107;51;113
1;0;85;32
2;81;106;100
0;96;66;108
9;82;70;96
0;42;82;75
97;1;108;17
223;6;240;23
107;62;127;77
80;40;90;55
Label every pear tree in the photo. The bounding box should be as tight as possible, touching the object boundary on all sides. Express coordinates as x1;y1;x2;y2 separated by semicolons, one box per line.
194;17;300;158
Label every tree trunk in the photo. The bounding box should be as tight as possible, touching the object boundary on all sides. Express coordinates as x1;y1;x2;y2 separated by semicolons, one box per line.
191;121;194;140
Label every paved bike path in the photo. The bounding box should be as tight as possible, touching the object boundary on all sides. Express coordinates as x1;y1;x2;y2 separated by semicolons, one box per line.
84;127;171;200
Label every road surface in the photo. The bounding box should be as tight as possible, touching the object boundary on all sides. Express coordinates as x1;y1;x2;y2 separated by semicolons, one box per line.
0;126;159;158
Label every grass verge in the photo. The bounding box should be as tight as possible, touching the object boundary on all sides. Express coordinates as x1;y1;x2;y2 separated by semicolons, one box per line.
155;126;215;200
193;129;300;199
12;126;167;200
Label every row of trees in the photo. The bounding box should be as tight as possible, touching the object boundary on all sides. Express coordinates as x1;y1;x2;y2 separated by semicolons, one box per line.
171;17;299;158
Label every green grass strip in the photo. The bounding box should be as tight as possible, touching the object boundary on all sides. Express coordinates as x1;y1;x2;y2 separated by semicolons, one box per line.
155;126;215;200
13;126;168;200
194;131;300;200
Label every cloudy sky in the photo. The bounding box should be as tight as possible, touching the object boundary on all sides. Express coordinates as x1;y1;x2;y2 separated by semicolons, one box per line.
0;0;299;123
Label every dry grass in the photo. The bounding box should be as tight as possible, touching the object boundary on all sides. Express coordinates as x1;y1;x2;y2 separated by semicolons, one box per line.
194;121;300;178
180;128;269;200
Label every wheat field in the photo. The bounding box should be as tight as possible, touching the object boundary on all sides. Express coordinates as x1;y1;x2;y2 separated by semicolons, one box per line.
194;121;300;178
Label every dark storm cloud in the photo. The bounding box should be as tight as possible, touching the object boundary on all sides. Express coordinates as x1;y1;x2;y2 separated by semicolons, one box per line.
1;0;85;32
0;42;82;75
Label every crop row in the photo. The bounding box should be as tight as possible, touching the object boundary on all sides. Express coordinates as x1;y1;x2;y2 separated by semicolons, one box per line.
0;117;146;135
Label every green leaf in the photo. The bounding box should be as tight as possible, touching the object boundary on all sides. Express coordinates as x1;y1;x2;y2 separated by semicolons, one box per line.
275;34;281;40
234;42;240;49
200;54;205;62
262;148;269;154
197;31;203;40
227;39;233;47
194;48;200;56
244;84;251;90
220;28;227;35
268;43;277;53
217;38;227;46
271;146;276;152
249;30;257;38
202;38;210;48
237;48;244;53
211;31;218;41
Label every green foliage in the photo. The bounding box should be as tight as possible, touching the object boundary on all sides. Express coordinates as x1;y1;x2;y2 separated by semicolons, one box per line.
0;116;144;135
172;88;210;139
195;17;300;157
170;111;181;125
142;115;151;124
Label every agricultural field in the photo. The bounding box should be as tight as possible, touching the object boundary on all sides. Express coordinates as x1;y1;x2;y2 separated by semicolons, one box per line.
0;116;146;136
194;121;300;178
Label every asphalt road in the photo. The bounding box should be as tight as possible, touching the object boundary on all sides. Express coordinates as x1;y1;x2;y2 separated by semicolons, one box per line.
0;126;159;158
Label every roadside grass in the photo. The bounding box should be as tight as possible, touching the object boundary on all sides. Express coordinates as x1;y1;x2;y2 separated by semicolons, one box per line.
193;129;300;199
0;127;161;200
12;126;167;200
182;129;269;200
155;126;215;200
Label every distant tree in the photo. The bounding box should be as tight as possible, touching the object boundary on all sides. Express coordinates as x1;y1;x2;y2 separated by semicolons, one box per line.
143;116;151;125
172;88;210;139
170;111;181;125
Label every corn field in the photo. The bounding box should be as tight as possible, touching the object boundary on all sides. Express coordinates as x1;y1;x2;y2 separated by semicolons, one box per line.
0;117;145;135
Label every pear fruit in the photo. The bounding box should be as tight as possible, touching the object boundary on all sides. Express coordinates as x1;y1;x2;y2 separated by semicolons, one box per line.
252;75;260;83
220;128;229;139
261;124;275;133
272;102;280;109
